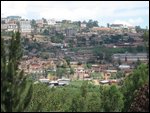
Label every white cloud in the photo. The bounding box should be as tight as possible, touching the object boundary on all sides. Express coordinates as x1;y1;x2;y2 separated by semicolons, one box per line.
129;17;144;26
113;17;144;26
1;1;28;18
113;20;133;26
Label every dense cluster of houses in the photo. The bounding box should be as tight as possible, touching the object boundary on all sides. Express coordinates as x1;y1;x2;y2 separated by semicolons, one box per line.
2;16;149;86
1;16;78;36
19;57;56;74
1;16;138;36
18;52;148;86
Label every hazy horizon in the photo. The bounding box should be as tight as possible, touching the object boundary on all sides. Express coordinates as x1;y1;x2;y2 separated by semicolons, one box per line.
1;1;149;28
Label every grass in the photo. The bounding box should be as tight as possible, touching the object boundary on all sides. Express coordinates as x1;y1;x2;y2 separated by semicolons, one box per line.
69;80;84;87
90;72;103;79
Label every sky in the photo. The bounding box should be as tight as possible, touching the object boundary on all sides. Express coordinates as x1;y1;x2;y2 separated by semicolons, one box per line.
1;1;149;28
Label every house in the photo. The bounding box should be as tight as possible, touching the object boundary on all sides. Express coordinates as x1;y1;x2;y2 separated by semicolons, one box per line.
112;53;148;63
20;20;31;33
100;80;109;84
7;23;18;31
100;79;118;85
74;66;85;79
92;27;111;32
62;20;71;24
1;20;18;32
39;78;49;83
119;64;130;69
128;26;136;33
110;24;124;29
47;19;56;26
7;16;21;21
51;43;64;48
70;61;78;65
1;17;9;24
36;19;44;28
91;64;101;72
101;69;118;80
49;78;70;86
106;69;117;73
80;23;86;28
103;71;111;80
65;28;77;36
124;68;133;75
1;24;8;31
109;79;118;85
58;78;70;85
49;81;59;86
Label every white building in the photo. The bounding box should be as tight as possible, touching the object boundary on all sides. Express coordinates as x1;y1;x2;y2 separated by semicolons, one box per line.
7;24;18;32
1;24;8;31
47;19;56;26
36;19;44;28
7;16;21;21
20;20;31;33
39;78;49;83
110;24;124;30
119;64;130;69
58;78;70;85
100;80;109;84
112;53;148;62
128;26;136;33
1;18;9;24
80;23;86;28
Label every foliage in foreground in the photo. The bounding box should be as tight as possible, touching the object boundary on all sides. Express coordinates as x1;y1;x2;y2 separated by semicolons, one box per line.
1;32;32;112
122;64;149;111
26;81;124;112
129;83;149;112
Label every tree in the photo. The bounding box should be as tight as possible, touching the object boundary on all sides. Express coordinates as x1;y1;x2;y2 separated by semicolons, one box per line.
129;83;149;112
118;58;121;65
135;26;141;33
41;52;49;59
80;81;88;98
136;45;144;52
116;71;124;79
43;29;49;35
104;52;112;63
82;20;87;24
64;56;71;67
31;19;36;28
122;63;149;112
86;19;99;28
85;92;101;112
86;63;92;69
1;32;33;112
26;83;50;112
56;67;67;78
93;20;99;27
100;85;124;112
70;96;78;112
142;31;149;59
70;68;74;75
50;32;64;43
42;18;47;23
96;52;103;60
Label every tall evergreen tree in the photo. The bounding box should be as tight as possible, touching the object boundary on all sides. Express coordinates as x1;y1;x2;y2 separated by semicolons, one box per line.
1;32;32;112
